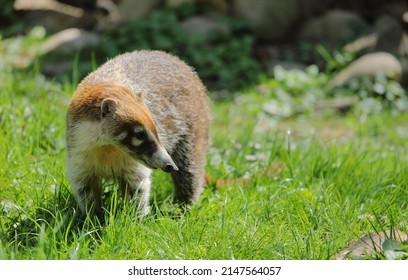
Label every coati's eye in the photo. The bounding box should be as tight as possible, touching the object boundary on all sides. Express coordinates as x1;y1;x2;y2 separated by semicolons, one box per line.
134;127;147;140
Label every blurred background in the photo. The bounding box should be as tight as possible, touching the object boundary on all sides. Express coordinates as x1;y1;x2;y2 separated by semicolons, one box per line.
2;1;408;260
1;0;408;95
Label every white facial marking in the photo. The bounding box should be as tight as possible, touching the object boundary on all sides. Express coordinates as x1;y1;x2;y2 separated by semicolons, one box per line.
134;126;144;134
115;131;128;141
132;137;143;147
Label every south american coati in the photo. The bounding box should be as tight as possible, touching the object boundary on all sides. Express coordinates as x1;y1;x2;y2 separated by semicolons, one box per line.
66;50;210;217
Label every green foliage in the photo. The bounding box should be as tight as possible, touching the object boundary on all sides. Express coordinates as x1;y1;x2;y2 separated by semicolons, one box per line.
0;0;25;36
383;239;408;260
0;26;47;69
257;65;327;118
256;62;408;120
96;10;261;91
315;46;408;113
317;45;357;72
0;0;15;23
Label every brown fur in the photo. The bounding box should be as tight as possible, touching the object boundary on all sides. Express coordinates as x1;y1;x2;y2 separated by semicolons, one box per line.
66;50;211;216
68;83;157;138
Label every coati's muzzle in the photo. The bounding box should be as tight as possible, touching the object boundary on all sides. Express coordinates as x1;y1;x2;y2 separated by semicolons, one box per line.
149;146;179;173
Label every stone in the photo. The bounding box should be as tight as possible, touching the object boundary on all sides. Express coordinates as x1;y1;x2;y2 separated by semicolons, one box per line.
166;0;195;7
166;0;228;14
385;0;408;22
374;15;404;54
41;28;101;55
14;0;84;17
328;52;402;89
117;0;161;21
14;0;97;33
316;97;357;112
94;0;122;31
398;33;408;58
297;0;331;19
233;0;300;42
180;16;230;38
334;229;408;260
298;9;369;46
344;14;408;62
343;34;378;53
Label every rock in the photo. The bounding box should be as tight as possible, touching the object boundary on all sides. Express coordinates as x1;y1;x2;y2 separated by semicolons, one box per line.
298;9;369;46
398;33;408;58
40;28;101;76
117;0;160;21
403;12;408;23
343;15;405;55
297;0;331;19
328;52;402;89
14;0;97;33
316;97;358;112
166;0;195;7
334;229;408;260
180;16;230;38
385;0;408;22
343;34;378;53
374;15;404;54
166;0;229;14
94;0;122;31
233;0;300;42
14;0;84;17
41;28;101;55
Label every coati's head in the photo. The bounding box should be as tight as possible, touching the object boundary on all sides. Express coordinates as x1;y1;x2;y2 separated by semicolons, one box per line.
69;84;179;173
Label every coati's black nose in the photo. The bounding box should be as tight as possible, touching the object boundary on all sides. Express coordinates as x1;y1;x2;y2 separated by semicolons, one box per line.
163;163;179;173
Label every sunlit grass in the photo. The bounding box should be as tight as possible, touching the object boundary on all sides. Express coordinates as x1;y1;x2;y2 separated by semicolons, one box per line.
1;66;408;260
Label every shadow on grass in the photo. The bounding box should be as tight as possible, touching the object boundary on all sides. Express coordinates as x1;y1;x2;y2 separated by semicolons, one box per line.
0;179;189;259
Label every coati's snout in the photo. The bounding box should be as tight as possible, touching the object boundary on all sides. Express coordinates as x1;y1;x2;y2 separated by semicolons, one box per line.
100;96;178;173
128;138;179;173
149;146;179;173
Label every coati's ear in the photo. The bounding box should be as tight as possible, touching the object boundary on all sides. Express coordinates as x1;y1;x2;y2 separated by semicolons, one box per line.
134;92;143;98
101;98;117;118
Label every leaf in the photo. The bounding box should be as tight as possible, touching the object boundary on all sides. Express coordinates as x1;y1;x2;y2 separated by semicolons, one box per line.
384;250;407;260
383;239;408;260
382;239;402;251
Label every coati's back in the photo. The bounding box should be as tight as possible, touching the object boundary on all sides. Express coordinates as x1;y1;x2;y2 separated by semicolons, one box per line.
66;50;210;217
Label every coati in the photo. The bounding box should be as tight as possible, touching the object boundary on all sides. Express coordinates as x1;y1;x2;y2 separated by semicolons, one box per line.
66;50;210;217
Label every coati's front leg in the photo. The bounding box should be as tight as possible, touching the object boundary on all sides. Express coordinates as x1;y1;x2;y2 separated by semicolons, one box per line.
71;174;103;218
119;165;152;217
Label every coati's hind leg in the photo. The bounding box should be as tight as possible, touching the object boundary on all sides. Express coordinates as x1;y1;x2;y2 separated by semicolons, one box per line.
170;138;207;205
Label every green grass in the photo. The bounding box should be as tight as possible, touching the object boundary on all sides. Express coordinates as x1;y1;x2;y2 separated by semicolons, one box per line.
1;64;408;260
